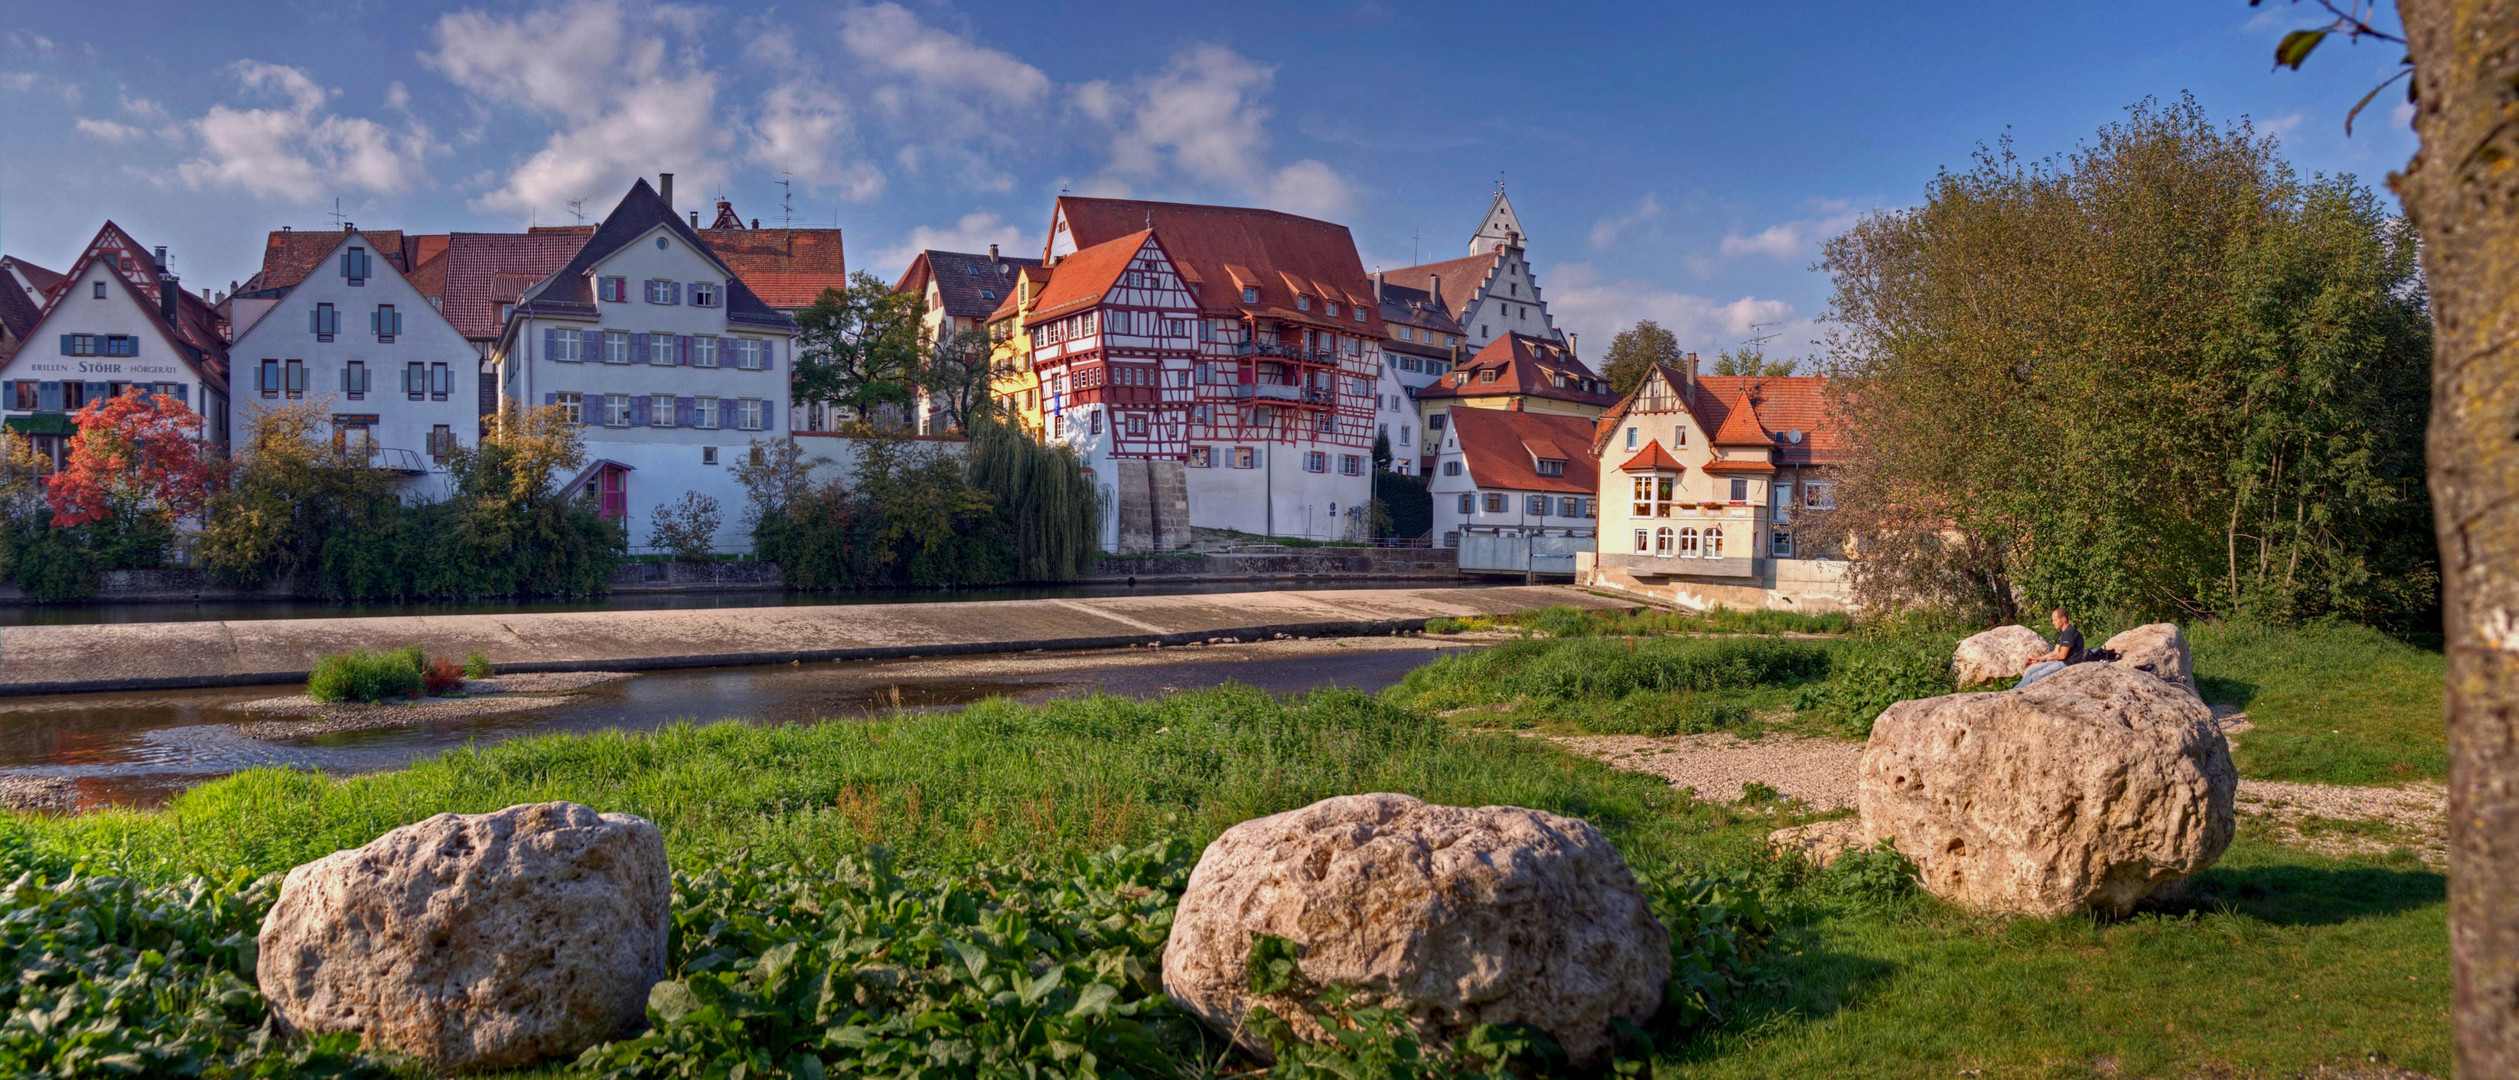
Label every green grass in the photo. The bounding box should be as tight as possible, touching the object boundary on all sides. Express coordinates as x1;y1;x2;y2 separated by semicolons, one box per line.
304;644;425;703
0;665;2451;1078
2190;620;2446;785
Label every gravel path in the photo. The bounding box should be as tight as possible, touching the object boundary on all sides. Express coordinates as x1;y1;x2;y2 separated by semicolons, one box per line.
1555;714;2449;865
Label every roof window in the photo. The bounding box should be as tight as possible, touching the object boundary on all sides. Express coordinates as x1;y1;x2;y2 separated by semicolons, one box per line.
1242;286;1259;304
1295;295;1311;312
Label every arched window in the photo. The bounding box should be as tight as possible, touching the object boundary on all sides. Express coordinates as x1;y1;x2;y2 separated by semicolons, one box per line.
1654;527;1674;555
1679;527;1699;556
1703;526;1723;558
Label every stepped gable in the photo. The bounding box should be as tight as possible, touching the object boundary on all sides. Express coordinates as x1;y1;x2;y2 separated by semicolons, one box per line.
1052;197;1382;335
521;179;793;330
1448;407;1601;495
1415;331;1614;406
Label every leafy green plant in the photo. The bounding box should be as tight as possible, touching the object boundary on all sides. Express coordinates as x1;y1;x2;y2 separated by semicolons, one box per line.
462;651;494;680
1790;636;1954;738
305;645;424;704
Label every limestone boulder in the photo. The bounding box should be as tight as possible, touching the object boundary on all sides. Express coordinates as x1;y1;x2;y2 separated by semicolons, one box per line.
257;802;671;1072
1856;663;2234;917
2105;622;2198;697
1162;793;1667;1065
1952;625;2052;687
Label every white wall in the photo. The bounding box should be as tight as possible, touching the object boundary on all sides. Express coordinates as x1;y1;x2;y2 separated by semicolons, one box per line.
227;232;475;502
504;223;793;553
1424;424;1597;544
1;256;227;447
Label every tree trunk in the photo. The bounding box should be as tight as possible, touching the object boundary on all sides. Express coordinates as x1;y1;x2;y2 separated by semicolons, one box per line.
2395;3;2519;1074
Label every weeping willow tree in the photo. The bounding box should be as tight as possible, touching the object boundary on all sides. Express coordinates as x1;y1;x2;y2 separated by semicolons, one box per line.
967;419;1102;581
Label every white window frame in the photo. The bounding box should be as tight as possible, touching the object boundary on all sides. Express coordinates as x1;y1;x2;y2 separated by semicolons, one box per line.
650;393;675;427
604;393;631;427
604;331;629;364
557;391;583;425
1803;481;1836;509
738;398;764;431
694;336;719;368
650;333;678;367
694;395;720;429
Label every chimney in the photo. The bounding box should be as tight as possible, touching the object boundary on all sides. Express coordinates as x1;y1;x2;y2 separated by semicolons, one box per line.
751;218;760;229
989;243;1000;264
689;210;699;227
1373;271;1384;304
153;247;179;328
658;173;674;208
281;224;292;232
1569;332;1579;358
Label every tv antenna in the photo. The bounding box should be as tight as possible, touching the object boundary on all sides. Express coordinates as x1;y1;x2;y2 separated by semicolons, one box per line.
328;198;344;230
1410;226;1421;266
1743;321;1782;353
567;199;585;225
777;173;795;228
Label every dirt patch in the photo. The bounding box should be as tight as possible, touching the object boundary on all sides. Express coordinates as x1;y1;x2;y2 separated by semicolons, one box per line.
460;671;637;694
1548;732;1864;810
0;775;78;811
233;696;581;737
2238;780;2447;865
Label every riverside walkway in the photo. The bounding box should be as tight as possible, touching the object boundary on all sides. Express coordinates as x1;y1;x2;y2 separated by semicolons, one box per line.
0;585;1619;696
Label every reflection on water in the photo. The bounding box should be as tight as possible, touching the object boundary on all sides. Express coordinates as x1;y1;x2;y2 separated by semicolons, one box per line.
0;644;1471;808
0;579;1450;627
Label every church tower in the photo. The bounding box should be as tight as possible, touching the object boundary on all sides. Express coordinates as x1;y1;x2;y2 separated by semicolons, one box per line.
1469;187;1526;254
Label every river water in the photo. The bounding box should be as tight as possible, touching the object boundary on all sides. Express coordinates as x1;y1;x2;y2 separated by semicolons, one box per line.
0;638;1474;809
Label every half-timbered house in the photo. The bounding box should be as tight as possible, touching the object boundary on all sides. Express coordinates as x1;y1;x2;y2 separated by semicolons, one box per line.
0;222;229;468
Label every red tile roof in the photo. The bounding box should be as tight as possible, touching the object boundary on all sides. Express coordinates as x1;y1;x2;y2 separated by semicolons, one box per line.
1701;458;1777;474
1619;441;1685;472
0;256;60;351
240;229;408;295
1024;230;1151;326
1378;251;1496;320
1051;197;1383;335
1448;408;1601;495
1709;388;1770;446
404;234;448;273
1415;332;1615;406
1591;366;1844;467
425;227;594;341
699;227;846;310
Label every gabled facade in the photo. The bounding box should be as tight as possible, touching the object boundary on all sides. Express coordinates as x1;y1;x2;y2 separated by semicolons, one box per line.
1049;197;1382;545
984;265;1053;438
1426;408;1600;546
1378;188;1562;351
0;223;229;467
894;246;1038;434
1369;273;1464;475
227;229;477;500
1413;332;1615;474
0;256;65;362
1581;361;1850;611
495;176;798;554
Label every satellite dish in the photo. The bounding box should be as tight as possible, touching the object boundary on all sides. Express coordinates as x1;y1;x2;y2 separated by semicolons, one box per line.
1786;429;1804;444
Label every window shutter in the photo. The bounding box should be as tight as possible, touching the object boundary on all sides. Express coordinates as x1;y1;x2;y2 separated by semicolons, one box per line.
85;381;107;402
630;334;648;365
631;396;650;426
544;392;556;406
341;251;351;277
1;381;12;404
584;399;599;427
544;327;557;360
341;367;351;391
371;308;381;335
38;382;60;410
392;310;403;336
57;335;70;355
676;396;693;426
759;339;775;372
678;335;692;366
719;398;735;429
669;282;683;305
172;385;186;405
761;401;777;432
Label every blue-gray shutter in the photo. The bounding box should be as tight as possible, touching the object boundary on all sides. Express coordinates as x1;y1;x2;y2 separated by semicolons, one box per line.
675;396;693;426
310;308;319;333
585;396;600;426
544;392;556;406
38;382;60;410
171;385;185;405
631;396;650;426
544;327;557;361
667;282;681;305
1;381;12;406
390;309;403;336
762;400;776;432
759;339;775;372
84;381;107;402
57;335;70;355
371;308;381;335
629;334;648;365
678;335;692;366
719;398;735;429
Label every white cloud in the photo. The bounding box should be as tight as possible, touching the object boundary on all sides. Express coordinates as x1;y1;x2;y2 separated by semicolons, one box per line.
176;61;440;202
4;30;56;57
2259;111;2306;143
1544;262;1808;358
1086;44;1355;219
750;80;884;201
426;0;728;216
75;117;150;143
118;89;167;121
839;3;1048;106
1588;193;1664;249
1;69;80;103
876;211;1035;271
1715;200;1869;261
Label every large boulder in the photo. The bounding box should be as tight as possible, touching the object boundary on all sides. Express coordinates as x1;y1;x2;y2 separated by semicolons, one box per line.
1952;625;2052;687
1162;793;1667;1066
2105;622;2198;697
1856;663;2234;917
257;802;671;1072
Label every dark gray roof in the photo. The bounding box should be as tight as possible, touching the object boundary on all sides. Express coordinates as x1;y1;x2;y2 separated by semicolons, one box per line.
922;250;1040;319
517;178;796;331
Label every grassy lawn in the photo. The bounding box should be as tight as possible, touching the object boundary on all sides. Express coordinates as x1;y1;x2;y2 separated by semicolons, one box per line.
2;673;2450;1079
2191;620;2447;785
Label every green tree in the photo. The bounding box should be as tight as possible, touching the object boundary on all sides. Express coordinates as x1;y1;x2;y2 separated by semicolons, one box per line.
1598;320;1683;397
1371;430;1393;472
1806;95;2432;627
921;326;997;434
793;270;924;428
201;401;401;589
1709;346;1797;376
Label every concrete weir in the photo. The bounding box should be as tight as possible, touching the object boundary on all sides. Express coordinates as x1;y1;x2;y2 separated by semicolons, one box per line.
0;586;1621;697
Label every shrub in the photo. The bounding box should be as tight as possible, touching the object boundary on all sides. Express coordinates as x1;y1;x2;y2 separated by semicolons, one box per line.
420;656;464;696
306;645;425;703
1791;634;1956;737
463;650;494;679
647;490;723;563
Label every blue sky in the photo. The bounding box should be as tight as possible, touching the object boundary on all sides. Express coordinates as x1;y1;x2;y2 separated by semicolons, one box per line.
0;1;2417;360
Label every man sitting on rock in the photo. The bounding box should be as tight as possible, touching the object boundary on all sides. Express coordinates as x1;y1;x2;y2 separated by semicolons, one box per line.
2015;606;2086;688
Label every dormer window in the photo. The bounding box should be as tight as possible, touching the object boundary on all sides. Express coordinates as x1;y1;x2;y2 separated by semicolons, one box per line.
1242;286;1259;304
599;277;628;303
1480;370;1499;383
1295;295;1311;312
1535;458;1565;477
1324;301;1338;317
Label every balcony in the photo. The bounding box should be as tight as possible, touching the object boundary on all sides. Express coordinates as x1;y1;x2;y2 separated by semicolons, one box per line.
371;447;430;474
1233;340;1340;365
1230;383;1303;402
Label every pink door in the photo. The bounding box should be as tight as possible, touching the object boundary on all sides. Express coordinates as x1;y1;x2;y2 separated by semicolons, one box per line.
599;466;627;519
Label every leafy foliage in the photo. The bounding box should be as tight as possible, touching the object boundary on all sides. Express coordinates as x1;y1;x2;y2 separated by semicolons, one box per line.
793;272;925;427
967;420;1101;583
648;491;723;563
45;392;218;528
0;867;397;1078
1810;95;2435;627
1707;347;1796;377
921;327;999;435
579;844;1200;1080
1599;321;1683;398
305;645;424;704
1372;471;1433;540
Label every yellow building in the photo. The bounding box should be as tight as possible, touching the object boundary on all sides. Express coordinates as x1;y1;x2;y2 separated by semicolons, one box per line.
1412;331;1616;457
983;264;1051;437
1581;361;1852;612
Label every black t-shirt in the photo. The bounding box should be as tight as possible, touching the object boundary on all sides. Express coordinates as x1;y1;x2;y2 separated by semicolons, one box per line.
2057;626;2087;664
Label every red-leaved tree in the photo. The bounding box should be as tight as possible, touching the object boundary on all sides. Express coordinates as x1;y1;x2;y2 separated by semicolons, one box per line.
45;392;218;527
